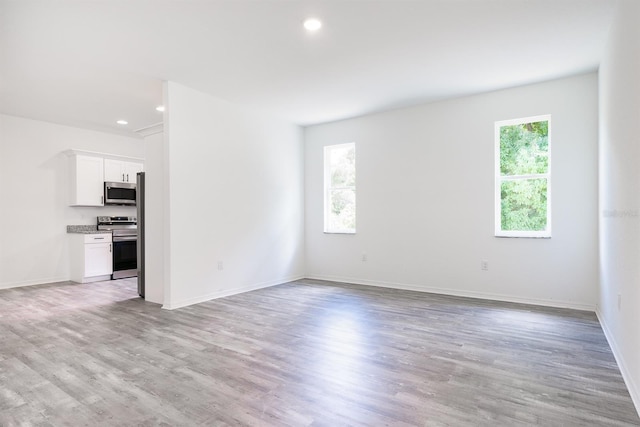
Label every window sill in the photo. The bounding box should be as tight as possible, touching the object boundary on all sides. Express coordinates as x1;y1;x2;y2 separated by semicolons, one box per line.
495;234;551;239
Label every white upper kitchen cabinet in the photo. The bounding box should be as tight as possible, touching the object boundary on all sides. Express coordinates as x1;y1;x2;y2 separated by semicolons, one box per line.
104;159;144;183
69;154;104;206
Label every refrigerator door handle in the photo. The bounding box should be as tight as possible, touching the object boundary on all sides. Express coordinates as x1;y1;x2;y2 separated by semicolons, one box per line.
136;171;145;299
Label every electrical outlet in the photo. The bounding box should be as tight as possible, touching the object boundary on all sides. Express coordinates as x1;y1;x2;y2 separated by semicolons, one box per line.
362;253;367;262
217;261;223;271
481;260;489;271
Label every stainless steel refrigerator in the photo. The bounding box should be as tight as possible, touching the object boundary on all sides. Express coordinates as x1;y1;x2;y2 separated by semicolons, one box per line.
136;172;145;298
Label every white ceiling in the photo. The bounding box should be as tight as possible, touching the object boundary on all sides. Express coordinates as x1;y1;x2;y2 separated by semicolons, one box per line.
0;0;617;137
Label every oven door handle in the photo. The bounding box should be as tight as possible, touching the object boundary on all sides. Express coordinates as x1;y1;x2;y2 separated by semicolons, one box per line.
113;236;138;242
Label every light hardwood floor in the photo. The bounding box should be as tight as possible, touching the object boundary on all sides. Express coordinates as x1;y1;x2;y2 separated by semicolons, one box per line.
0;278;638;426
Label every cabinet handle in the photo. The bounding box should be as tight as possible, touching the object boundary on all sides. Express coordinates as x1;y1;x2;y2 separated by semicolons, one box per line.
122;173;125;182
94;237;105;240
110;244;112;253
126;173;129;182
101;195;104;204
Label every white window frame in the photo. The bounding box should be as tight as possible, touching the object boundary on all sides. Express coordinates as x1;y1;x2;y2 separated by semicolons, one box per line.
495;115;551;238
324;142;356;234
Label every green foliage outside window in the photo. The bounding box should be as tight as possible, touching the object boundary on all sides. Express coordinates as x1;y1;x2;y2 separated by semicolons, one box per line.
501;179;547;231
498;119;549;234
326;144;356;232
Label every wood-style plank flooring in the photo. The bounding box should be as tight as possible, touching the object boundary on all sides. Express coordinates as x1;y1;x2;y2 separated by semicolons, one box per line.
0;278;638;426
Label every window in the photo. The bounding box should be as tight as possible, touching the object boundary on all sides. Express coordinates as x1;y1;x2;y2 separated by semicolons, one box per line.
324;142;356;233
495;115;551;238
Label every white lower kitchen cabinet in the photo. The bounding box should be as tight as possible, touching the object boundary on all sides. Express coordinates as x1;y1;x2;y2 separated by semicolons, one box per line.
69;233;113;283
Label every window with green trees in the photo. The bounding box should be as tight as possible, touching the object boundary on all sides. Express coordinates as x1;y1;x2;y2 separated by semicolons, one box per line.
495;115;551;238
324;142;356;233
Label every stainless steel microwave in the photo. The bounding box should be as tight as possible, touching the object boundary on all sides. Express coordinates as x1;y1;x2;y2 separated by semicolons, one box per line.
104;182;136;205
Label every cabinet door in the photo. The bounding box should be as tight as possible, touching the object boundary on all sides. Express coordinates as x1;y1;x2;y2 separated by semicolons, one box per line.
104;159;143;183
104;159;125;182
84;242;113;277
71;155;104;206
123;161;144;183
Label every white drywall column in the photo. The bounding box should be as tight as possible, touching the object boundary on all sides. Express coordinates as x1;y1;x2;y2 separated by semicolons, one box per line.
142;131;165;304
162;82;305;309
598;0;640;413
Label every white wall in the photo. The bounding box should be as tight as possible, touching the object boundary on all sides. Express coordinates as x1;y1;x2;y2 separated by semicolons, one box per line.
598;0;640;412
305;73;599;310
0;114;143;289
143;131;165;304
162;82;305;309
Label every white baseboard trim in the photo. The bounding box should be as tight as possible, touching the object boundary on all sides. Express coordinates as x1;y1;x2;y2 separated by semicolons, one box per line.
596;309;640;418
0;273;595;312
304;274;596;312
0;276;69;290
162;275;305;310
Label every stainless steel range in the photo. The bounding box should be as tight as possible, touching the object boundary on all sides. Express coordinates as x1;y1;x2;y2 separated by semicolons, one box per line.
97;216;137;279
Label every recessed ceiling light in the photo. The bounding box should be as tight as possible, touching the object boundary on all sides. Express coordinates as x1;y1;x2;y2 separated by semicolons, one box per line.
156;105;165;112
303;18;322;31
116;120;128;125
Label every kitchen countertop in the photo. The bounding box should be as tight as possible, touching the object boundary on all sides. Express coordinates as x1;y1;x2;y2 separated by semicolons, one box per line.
66;225;111;234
